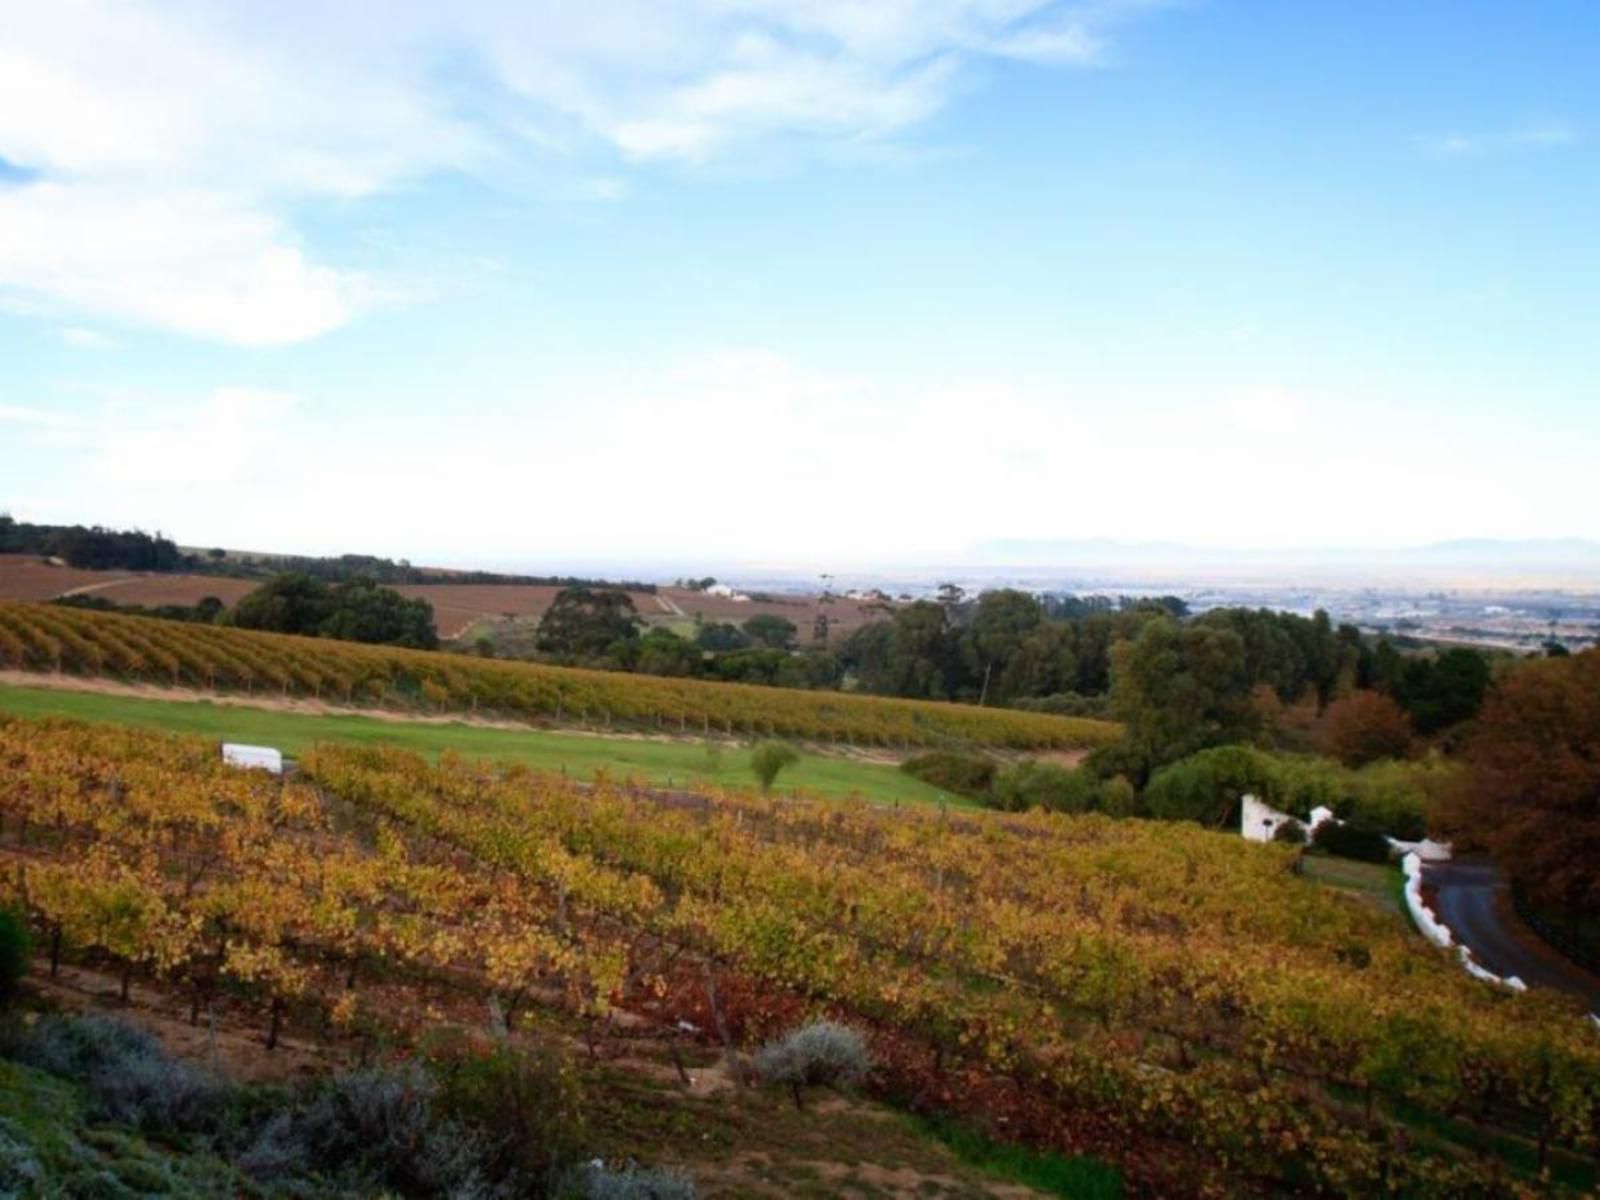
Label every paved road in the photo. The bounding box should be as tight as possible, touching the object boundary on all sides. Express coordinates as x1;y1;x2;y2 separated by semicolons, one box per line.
1424;857;1600;1011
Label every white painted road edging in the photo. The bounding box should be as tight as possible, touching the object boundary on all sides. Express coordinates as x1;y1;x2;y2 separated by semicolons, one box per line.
1402;853;1527;992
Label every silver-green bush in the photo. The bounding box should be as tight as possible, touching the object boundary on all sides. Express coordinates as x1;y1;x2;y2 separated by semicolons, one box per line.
755;1020;871;1092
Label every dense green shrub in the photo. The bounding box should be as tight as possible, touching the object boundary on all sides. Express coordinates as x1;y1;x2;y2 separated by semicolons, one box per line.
1345;757;1452;841
1011;692;1110;719
0;909;28;1009
991;761;1099;813
1139;745;1440;838
1312;819;1392;863
1097;774;1138;818
900;751;997;800
1143;745;1275;826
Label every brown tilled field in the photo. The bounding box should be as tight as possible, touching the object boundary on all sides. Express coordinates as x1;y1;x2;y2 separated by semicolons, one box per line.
0;557;256;605
393;583;667;639
660;587;888;646
0;554;140;601
0;557;892;645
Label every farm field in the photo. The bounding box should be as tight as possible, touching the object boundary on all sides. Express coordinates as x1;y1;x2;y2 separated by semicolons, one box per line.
0;679;961;807
1;714;1595;1196
0;601;1115;749
0;556;884;645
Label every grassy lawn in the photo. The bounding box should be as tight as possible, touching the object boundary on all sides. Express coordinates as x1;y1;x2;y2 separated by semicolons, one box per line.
0;681;965;808
1300;853;1405;917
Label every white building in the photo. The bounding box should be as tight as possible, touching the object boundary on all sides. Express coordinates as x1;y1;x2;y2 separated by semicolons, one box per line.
1241;793;1299;843
221;743;284;774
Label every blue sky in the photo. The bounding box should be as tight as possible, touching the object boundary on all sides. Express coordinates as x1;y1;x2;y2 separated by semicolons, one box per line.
1;1;1596;570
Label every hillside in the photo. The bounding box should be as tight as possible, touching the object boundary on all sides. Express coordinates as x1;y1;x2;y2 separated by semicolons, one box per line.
1;714;1595;1196
0;601;1117;751
0;555;886;645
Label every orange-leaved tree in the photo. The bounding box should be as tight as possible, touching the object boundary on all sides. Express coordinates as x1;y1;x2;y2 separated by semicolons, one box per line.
1320;690;1414;766
1449;649;1600;917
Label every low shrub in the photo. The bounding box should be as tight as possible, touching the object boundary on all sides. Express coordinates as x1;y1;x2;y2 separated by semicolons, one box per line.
1312;819;1392;863
0;1116;44;1195
749;741;800;795
238;1064;489;1195
1011;692;1110;719
900;751;997;800
755;1020;870;1108
992;762;1098;814
1273;819;1307;845
0;908;28;1010
568;1161;700;1199
430;1039;585;1187
6;1014;224;1136
1096;775;1138;818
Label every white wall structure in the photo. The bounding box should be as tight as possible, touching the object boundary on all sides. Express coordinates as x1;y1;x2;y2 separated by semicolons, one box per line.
1388;837;1453;862
1240;793;1298;843
221;743;284;774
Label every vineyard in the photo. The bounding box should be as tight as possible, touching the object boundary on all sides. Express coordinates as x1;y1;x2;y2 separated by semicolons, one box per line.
2;714;1596;1195
0;600;1115;751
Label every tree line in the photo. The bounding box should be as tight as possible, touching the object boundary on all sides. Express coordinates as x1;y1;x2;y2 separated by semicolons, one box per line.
0;517;187;572
1;516;654;591
56;572;439;650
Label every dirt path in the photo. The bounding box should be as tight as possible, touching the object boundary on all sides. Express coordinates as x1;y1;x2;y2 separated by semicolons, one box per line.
56;579;138;598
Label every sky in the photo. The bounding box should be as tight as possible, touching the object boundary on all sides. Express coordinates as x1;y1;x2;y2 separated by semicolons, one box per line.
1;0;1597;572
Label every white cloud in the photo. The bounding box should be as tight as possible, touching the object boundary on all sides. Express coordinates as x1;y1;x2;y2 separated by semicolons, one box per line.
59;327;118;351
1418;124;1577;159
0;183;362;346
12;347;1593;566
0;1;1150;344
0;403;77;428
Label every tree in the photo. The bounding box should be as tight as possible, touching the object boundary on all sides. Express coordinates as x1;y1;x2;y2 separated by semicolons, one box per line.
742;614;798;650
230;573;437;648
749;741;800;795
230;572;334;635
1447;650;1600;918
776;651;844;690
635;628;700;677
696;622;751;652
319;578;438;649
960;589;1042;703
994;622;1078;705
1392;648;1491;734
868;601;959;699
1109;617;1255;778
1321;691;1414;767
536;587;640;658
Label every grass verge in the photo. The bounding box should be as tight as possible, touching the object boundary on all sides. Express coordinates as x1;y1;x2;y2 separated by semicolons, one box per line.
907;1112;1123;1199
0;681;967;809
